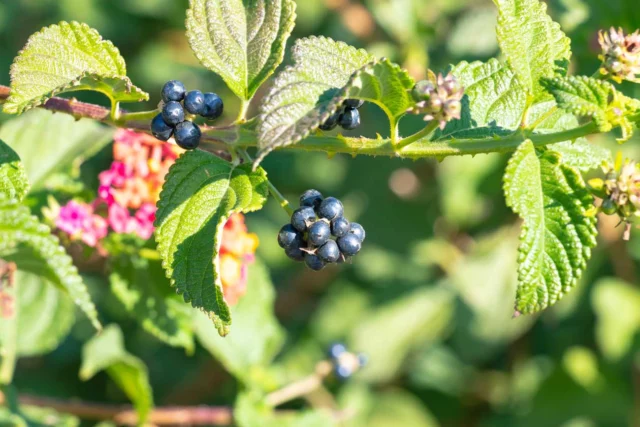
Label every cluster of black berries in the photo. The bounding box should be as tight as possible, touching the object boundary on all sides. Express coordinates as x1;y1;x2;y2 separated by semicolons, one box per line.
319;99;364;131
328;343;367;381
151;80;224;150
277;190;366;271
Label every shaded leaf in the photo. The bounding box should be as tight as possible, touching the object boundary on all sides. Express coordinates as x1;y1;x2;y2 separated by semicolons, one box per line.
0;140;28;202
235;391;335;427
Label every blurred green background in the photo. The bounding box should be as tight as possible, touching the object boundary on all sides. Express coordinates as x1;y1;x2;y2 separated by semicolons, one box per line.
2;0;640;426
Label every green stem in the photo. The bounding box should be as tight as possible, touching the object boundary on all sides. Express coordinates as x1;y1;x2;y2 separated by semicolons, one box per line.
235;99;250;123
116;109;160;126
527;106;558;130
395;120;440;150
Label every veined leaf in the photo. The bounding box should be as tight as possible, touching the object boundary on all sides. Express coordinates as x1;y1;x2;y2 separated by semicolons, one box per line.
186;0;297;100
155;150;269;336
493;0;571;99
195;260;285;383
4;21;148;114
0;109;114;190
110;255;195;352
0;140;29;202
504;140;598;314
80;325;153;424
0;200;101;330
255;36;375;162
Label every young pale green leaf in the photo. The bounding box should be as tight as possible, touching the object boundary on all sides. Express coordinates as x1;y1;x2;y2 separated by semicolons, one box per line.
255;36;375;162
436;59;526;140
4;21;148;114
186;0;297;100
155;150;269;336
0;271;75;358
493;0;571;99
0;200;101;331
0;140;29;202
80;325;153;424
195;260;285;383
0;110;114;190
110;256;195;352
504;140;598;314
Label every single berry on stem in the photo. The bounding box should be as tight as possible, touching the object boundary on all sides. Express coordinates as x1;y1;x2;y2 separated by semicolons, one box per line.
184;90;206;115
318;197;344;221
291;207;317;232
343;99;364;109
338;108;361;130
285;244;306;262
308;220;331;246
278;224;303;248
319;111;341;131
300;189;323;208
337;234;362;256
174;121;201;150
162;80;186;102
349;223;366;242
331;217;350;237
162;101;185;126
151;114;173;141
317;240;340;263
304;253;326;271
202;92;224;119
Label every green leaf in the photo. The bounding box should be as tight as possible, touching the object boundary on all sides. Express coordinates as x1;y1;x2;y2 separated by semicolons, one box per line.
0;109;115;190
0;200;101;330
591;278;640;361
155;150;269;336
493;0;571;99
195;259;284;383
80;325;153;424
0;271;75;358
0;140;29;202
4;21;148;114
255;36;375;162
110;255;195;352
235;391;335;427
186;0;297;100
503;140;598;314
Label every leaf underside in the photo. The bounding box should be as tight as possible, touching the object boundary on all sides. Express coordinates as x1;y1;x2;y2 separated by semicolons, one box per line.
155;150;269;336
504;140;598;314
186;0;297;100
5;21;147;114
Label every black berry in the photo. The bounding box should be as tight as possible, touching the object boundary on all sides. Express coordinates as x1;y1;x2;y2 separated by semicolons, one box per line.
184;90;206;115
331;217;350;237
277;224;302;249
337;234;361;256
304;253;326;271
338;108;361;130
349;223;366;242
162;80;186;102
162;101;185;126
300;189;323;208
328;342;347;359
151;113;173;141
285;244;306;262
308;220;331;246
174;121;201;150
343;99;364;109
318;197;344;221
319;111;340;131
317;240;340;263
202;92;224;119
334;364;353;381
291;207;317;232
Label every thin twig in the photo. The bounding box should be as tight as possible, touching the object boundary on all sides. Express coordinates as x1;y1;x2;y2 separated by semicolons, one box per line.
265;361;333;407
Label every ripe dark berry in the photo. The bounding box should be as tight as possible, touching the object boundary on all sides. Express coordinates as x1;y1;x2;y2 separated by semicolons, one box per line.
319;111;340;131
349;223;366;242
184;90;206;115
151;113;173;141
300;189;323;208
202;92;224;119
317;240;340;263
291;207;316;232
277;224;302;249
174;121;201;150
331;216;350;237
285;244;306;262
343;99;364;109
162;101;185;126
334;364;353;380
318;197;344;221
328;342;347;359
308;220;331;246
338;108;360;130
337;234;361;256
304;253;326;271
162;80;186;102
